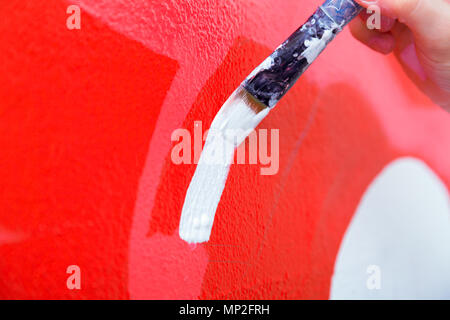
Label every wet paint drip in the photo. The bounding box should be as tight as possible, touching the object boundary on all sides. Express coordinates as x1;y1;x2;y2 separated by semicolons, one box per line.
243;0;362;108
179;87;269;243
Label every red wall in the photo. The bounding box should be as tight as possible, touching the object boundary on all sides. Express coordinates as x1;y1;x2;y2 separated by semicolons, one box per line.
0;0;449;299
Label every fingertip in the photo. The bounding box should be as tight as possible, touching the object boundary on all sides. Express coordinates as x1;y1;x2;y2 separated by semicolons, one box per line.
350;12;396;55
359;9;397;32
368;33;396;54
355;0;399;20
349;18;370;44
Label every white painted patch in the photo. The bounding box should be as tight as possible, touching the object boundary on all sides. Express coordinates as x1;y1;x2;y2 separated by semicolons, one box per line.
179;87;270;243
302;28;335;64
246;55;275;80
330;157;450;299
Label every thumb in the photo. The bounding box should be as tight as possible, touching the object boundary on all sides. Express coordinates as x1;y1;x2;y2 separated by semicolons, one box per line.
356;0;450;43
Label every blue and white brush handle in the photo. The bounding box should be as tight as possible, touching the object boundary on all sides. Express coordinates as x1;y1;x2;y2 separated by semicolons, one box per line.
243;0;363;108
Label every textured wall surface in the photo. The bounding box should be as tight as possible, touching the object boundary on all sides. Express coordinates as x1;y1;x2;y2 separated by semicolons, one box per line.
0;0;449;299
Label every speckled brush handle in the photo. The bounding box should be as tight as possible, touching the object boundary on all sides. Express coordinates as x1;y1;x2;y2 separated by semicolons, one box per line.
243;0;362;108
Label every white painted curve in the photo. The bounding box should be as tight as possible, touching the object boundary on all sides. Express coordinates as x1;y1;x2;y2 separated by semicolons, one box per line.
330;157;450;299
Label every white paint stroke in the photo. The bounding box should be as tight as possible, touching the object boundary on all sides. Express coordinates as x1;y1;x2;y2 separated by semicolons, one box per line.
246;55;275;80
179;87;270;243
330;157;450;300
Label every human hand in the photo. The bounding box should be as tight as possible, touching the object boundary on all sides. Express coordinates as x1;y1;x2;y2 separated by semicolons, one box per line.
349;0;450;110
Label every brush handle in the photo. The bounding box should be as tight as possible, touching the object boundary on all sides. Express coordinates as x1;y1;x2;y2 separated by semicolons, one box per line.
321;0;363;26
243;0;362;108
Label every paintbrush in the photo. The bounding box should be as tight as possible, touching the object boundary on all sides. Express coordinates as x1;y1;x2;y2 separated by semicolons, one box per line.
179;0;363;243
